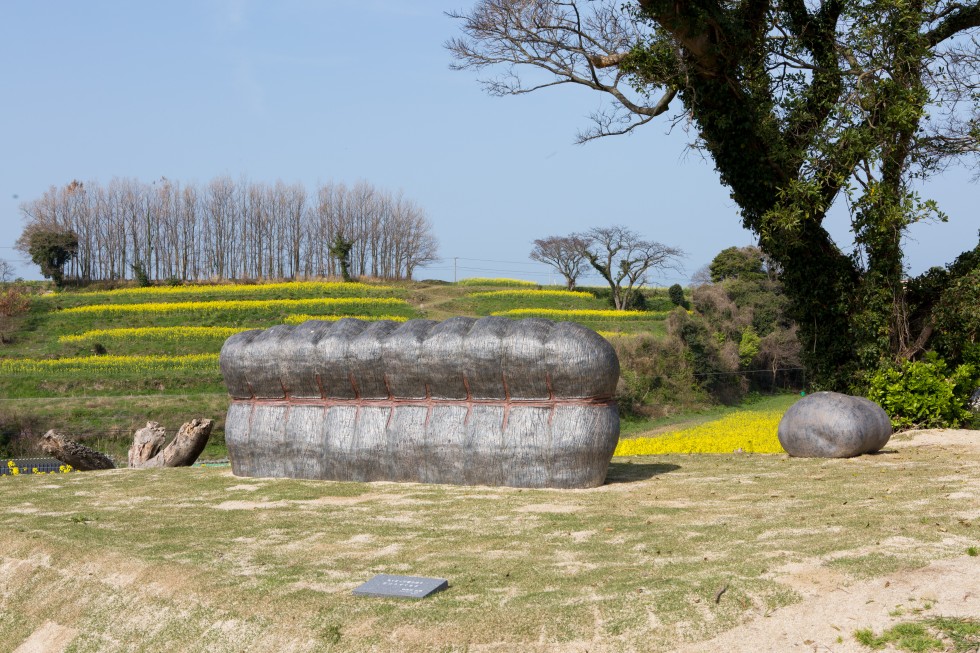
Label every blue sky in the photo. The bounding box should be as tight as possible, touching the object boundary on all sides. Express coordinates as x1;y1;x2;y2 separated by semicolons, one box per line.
1;1;976;285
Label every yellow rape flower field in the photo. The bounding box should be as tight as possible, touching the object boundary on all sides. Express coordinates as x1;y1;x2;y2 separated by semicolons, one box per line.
493;308;668;320
51;280;398;299
614;408;786;456
0;353;219;375
57;319;412;344
61;296;410;315
59;327;245;344
597;331;635;339
467;289;594;299
456;277;538;287
283;314;409;325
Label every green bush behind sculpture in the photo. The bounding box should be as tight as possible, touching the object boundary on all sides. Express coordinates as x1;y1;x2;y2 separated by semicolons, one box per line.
866;355;978;429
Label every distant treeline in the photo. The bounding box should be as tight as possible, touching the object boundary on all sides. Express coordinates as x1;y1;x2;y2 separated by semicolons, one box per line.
18;177;438;282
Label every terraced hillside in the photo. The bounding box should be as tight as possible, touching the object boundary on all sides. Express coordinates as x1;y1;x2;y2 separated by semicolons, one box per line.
0;278;678;459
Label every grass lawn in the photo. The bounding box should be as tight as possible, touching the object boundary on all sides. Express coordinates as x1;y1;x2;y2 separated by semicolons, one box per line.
619;394;801;439
1;435;977;652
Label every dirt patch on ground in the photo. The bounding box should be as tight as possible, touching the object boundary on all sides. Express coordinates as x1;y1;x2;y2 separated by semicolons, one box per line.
890;428;980;450
672;428;980;653
676;555;980;652
515;503;584;514
12;622;78;653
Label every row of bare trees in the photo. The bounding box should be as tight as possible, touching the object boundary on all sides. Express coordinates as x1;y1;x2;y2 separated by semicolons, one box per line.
17;177;439;282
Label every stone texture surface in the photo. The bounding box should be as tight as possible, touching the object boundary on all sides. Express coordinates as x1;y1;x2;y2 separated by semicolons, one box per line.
777;391;892;458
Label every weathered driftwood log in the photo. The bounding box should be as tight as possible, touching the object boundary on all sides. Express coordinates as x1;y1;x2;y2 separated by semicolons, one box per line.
220;317;621;489
128;419;213;468
39;430;116;470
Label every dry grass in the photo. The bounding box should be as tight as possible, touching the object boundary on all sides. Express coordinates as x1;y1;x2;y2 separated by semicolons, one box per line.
2;431;978;652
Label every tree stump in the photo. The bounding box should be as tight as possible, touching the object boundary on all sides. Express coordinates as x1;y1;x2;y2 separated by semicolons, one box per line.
128;418;213;469
39;430;116;471
128;422;167;467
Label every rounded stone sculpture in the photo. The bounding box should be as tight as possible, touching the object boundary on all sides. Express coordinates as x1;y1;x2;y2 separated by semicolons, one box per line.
219;317;621;488
777;391;892;458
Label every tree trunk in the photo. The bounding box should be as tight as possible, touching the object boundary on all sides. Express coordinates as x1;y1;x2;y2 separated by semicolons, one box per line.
128;418;213;469
39;430;116;471
127;422;167;467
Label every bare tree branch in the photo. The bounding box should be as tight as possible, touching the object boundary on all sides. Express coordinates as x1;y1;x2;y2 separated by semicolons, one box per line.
448;0;678;141
580;225;684;310
530;235;591;289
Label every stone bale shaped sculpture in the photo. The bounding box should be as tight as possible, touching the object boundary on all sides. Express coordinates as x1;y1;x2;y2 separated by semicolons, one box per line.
777;391;892;458
219;317;620;488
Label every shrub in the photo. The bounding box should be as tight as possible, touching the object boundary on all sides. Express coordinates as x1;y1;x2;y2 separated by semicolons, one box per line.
866;355;978;429
0;409;41;458
0;284;32;343
738;326;761;368
667;283;688;309
932;268;980;366
131;261;151;287
670;309;747;404
611;332;708;418
589;286;672;311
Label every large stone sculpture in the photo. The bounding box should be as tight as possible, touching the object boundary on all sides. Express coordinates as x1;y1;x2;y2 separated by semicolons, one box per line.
219;316;620;488
777;391;892;458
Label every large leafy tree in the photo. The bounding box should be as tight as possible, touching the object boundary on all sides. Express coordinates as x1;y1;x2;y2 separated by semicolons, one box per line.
709;246;769;283
16;225;78;288
449;0;980;388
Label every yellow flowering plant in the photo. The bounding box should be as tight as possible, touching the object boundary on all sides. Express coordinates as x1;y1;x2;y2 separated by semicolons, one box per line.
467;289;594;299
61;297;411;316
614;409;786;456
283;314;410;325
4;460;74;476
51;280;399;300
456;278;538;287
492;308;669;321
59;326;246;344
596;331;635;339
0;353;219;375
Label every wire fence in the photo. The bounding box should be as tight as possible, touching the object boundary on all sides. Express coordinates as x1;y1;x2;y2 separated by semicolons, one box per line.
415;256;694;287
0;455;231;473
693;367;807;394
1;457;64;475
